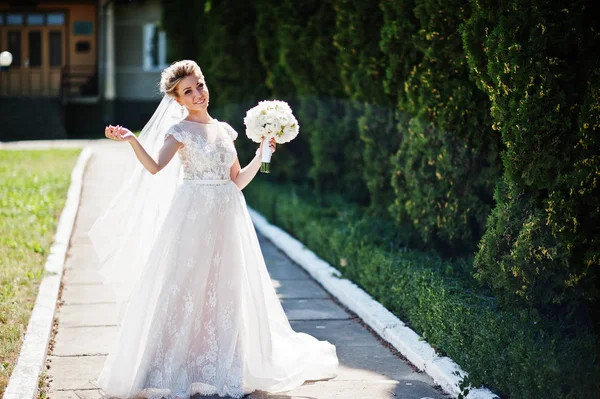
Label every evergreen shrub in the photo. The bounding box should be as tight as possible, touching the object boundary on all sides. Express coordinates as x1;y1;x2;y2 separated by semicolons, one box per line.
254;0;367;201
389;0;502;256
463;0;600;316
333;0;399;213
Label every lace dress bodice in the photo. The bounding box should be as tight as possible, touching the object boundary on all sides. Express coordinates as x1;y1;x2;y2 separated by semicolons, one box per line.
165;119;238;180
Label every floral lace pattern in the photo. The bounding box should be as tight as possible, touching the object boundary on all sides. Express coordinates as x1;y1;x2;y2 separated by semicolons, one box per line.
127;183;246;398
165;120;238;180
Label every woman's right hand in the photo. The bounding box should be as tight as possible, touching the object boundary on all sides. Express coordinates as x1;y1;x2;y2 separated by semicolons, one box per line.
105;125;135;142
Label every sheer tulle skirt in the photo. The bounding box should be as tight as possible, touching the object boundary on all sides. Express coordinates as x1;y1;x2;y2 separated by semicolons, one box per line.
96;180;338;398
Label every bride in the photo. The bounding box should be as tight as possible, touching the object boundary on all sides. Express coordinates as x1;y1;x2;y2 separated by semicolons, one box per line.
87;60;338;399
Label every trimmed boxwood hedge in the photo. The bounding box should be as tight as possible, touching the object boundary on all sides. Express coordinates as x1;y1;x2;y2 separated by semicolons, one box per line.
244;178;598;399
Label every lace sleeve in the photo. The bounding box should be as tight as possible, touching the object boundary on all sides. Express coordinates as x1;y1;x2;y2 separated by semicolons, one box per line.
165;124;185;143
220;122;238;141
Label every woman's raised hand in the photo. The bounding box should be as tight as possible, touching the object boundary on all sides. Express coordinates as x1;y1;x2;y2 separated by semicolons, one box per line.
105;125;134;142
259;137;277;155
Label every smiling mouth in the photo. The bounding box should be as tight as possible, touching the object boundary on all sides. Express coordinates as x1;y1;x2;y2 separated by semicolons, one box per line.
195;98;207;105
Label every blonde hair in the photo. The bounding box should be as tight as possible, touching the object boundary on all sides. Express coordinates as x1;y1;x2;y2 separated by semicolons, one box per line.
159;60;203;98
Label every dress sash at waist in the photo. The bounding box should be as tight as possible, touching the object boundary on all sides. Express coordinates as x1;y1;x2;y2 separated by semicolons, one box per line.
181;178;232;186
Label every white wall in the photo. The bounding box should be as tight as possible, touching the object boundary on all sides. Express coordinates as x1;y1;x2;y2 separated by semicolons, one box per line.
114;0;166;100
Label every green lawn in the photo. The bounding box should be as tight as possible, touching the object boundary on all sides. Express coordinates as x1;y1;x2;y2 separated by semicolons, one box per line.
0;149;81;394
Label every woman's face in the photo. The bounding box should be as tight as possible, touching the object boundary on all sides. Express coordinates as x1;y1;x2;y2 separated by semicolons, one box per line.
175;73;209;111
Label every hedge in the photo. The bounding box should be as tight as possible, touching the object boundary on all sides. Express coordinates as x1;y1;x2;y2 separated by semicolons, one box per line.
388;0;502;256
462;0;600;317
333;0;399;214
263;0;368;201
160;0;202;62
244;178;598;399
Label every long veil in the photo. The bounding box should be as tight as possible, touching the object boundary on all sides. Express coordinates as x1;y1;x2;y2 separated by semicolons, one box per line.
88;96;187;320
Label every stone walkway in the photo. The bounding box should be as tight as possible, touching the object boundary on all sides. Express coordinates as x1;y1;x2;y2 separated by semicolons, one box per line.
45;141;450;399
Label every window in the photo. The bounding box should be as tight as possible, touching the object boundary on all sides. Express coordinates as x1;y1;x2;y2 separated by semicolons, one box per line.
7;31;21;67
26;13;44;26
28;31;42;67
7;14;24;26
2;13;64;26
47;13;65;26
143;23;167;71
73;21;93;35
49;31;63;66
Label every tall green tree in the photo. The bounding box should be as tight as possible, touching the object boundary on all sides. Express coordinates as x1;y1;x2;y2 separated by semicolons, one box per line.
333;0;397;213
377;0;422;220
389;0;502;255
255;0;367;199
161;0;204;61
463;0;600;316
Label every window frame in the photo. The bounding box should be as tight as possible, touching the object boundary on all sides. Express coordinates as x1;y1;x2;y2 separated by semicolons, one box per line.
142;22;167;72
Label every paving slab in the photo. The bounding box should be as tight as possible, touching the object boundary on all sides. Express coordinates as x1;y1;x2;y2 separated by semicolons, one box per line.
62;284;116;305
58;303;119;327
263;252;293;264
47;355;106;390
46;389;103;399
333;345;430;382
64;244;100;270
267;257;301;268
53;326;118;356
290;319;382;347
68;233;96;246
261;247;292;263
281;299;350;320
62;268;105;285
266;265;310;280
272;279;329;299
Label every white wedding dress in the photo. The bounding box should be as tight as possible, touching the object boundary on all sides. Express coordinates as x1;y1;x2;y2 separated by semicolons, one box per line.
94;119;338;398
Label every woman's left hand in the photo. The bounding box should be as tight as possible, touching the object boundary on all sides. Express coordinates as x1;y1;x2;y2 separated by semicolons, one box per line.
259;137;276;155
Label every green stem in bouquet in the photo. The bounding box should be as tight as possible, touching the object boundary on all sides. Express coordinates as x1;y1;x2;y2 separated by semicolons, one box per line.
260;140;273;174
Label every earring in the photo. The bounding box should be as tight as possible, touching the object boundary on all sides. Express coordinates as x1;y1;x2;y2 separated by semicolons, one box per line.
181;105;185;117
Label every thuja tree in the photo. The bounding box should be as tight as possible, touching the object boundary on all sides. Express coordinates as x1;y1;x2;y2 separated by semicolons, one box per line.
333;0;398;213
377;0;423;217
265;0;367;200
463;0;600;316
253;0;308;182
389;0;502;255
160;0;204;61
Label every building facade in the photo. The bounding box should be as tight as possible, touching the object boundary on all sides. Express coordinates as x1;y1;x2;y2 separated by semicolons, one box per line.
0;0;97;98
0;0;167;140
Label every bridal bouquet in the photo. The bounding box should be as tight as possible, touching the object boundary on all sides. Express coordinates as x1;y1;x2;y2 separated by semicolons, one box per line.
244;100;299;173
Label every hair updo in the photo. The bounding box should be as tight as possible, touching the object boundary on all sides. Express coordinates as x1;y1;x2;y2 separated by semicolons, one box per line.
159;60;203;98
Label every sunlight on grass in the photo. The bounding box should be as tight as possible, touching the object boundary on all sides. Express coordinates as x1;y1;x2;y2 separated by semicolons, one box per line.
0;149;81;394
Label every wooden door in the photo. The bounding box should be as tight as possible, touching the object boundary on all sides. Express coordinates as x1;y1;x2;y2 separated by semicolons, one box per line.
0;12;65;96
